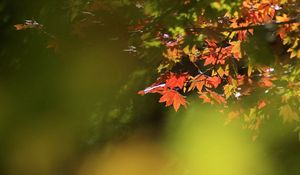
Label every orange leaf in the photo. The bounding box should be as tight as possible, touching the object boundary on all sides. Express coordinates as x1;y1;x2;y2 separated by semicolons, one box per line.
188;75;206;92
165;72;188;89
159;90;187;112
203;55;217;66
276;14;290;23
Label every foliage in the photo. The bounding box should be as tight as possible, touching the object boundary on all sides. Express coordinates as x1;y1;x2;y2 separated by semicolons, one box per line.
14;0;300;135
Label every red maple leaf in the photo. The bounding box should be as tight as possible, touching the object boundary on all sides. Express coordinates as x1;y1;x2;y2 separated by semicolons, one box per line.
206;76;222;88
159;90;187;111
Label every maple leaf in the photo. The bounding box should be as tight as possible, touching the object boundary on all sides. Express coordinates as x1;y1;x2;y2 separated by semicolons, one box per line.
199;92;212;104
206;76;221;88
188;75;206;92
203;54;217;66
216;65;230;77
276;14;291;39
216;67;225;77
277;26;290;39
159;90;187;111
165;72;188;89
208;90;226;104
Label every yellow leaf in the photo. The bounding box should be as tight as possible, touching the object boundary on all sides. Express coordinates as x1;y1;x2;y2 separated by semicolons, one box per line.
189;45;199;62
183;45;190;55
276;14;289;23
291;38;299;49
289;49;297;58
224;84;235;99
230;41;242;59
283;37;291;45
157;62;172;73
225;64;230;76
211;69;217;76
163;48;182;62
291;52;297;58
231;78;238;87
217;67;225;77
248;64;253;77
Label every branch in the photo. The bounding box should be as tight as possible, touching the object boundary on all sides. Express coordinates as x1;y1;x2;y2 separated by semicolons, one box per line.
186;17;300;33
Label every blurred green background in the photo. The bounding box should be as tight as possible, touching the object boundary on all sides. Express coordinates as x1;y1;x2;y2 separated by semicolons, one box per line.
0;1;300;175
